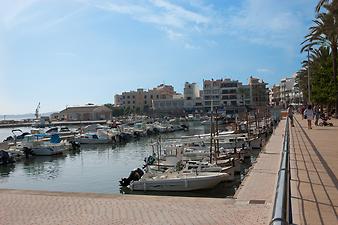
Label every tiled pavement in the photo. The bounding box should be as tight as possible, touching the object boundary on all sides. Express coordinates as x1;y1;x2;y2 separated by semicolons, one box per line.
0;189;269;225
290;115;338;225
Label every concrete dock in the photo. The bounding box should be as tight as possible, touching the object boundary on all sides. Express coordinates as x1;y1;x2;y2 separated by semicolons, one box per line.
0;116;337;225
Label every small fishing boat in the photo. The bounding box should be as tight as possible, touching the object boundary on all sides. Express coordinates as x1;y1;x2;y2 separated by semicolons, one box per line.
132;171;228;191
21;134;70;156
120;168;229;192
75;132;112;144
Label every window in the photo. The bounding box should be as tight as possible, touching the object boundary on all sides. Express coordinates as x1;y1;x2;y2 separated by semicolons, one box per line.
144;95;147;99
144;101;147;104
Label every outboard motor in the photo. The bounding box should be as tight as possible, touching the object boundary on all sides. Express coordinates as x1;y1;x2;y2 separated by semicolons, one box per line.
119;168;144;187
23;147;33;159
181;124;189;130
153;128;159;134
70;141;81;150
0;150;15;165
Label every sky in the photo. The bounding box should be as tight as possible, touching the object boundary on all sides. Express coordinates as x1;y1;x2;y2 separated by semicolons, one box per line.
0;0;318;114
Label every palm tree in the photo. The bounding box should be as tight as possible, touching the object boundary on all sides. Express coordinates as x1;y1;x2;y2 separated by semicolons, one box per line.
302;1;338;116
298;46;335;106
316;0;338;12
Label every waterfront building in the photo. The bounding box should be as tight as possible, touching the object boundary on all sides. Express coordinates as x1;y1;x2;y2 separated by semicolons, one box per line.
183;82;201;112
54;104;112;121
269;74;303;109
152;94;185;113
280;77;295;108
114;84;178;112
248;76;269;108
270;85;281;106
202;79;222;112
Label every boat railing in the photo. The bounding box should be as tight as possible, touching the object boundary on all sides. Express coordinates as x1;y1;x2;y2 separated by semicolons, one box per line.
270;117;292;225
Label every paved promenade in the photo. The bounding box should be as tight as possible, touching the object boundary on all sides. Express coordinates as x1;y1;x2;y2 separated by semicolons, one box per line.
290;115;338;225
0;189;269;225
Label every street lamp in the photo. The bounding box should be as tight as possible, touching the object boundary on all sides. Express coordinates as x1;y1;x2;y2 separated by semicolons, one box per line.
307;46;313;104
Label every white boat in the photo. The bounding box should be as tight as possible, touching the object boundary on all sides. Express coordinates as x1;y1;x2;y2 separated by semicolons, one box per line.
31;144;67;156
19;134;70;156
248;136;262;149
75;132;112;144
130;170;229;191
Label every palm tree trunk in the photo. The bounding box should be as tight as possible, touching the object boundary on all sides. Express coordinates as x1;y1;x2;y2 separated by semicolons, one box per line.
333;42;338;118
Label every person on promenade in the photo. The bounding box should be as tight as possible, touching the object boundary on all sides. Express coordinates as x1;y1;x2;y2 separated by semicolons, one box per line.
304;105;314;129
300;105;305;119
314;105;320;126
287;105;294;127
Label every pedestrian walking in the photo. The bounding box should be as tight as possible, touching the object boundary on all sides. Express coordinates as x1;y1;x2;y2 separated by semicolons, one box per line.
304;105;314;129
300;105;305;119
287;105;294;127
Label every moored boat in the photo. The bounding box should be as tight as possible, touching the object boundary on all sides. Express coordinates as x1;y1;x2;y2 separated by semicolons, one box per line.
130;170;229;191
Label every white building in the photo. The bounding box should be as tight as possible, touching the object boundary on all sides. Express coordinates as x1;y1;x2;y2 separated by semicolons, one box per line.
183;82;201;112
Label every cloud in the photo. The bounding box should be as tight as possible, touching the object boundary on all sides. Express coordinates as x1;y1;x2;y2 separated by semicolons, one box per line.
257;68;273;73
0;0;39;28
224;0;309;50
41;6;86;29
90;0;311;52
93;0;211;44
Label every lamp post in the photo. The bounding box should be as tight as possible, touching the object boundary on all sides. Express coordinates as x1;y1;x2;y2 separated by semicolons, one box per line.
307;47;313;104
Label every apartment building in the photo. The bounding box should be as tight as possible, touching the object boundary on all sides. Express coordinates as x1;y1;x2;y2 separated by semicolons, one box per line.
248;76;269;108
114;84;179;112
202;77;268;114
271;74;302;108
183;82;203;112
270;85;281;106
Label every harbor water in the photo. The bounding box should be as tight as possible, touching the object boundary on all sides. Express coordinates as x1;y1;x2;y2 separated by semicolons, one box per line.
0;123;259;198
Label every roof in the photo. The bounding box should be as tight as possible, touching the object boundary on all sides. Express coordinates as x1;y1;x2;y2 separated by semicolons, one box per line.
59;105;112;114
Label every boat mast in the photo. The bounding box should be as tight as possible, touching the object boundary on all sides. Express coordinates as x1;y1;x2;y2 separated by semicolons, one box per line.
209;98;213;163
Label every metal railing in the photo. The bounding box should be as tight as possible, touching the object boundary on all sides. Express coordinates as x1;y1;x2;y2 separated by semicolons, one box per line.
270;117;292;225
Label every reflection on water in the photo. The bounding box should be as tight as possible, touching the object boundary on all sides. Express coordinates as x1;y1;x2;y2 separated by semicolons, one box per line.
22;155;66;180
0;122;260;197
0;164;15;177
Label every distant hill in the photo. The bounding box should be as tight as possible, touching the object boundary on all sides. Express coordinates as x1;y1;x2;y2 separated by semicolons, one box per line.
0;112;56;120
